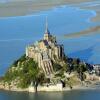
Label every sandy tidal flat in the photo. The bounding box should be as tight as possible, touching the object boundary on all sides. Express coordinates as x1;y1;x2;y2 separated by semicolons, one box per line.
0;0;95;17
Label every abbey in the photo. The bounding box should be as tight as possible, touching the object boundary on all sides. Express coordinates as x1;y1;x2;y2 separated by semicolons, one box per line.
26;21;65;76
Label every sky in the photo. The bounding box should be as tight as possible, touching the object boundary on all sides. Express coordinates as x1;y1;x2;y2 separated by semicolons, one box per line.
0;0;32;3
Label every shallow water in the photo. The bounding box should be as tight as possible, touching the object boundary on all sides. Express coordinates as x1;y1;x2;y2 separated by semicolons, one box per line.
0;1;100;75
0;90;100;100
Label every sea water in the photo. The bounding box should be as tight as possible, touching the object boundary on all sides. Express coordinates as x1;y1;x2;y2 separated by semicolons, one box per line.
0;1;100;76
0;89;100;100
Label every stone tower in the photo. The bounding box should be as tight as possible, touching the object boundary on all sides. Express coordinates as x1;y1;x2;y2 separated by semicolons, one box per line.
44;17;50;41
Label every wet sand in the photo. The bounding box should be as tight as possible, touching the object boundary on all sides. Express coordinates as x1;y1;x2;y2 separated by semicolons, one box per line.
72;0;100;22
59;0;100;38
84;4;100;22
0;0;94;17
64;26;100;38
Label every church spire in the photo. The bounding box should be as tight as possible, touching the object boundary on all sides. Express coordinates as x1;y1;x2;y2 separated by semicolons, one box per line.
45;16;50;34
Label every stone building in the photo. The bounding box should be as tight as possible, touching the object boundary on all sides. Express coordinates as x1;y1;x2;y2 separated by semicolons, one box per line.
26;20;65;76
93;64;100;76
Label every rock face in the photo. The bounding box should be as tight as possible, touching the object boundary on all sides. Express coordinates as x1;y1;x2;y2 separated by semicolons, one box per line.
26;21;65;76
29;83;63;92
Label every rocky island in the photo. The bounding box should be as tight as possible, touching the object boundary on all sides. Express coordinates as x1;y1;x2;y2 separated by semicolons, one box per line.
0;20;100;92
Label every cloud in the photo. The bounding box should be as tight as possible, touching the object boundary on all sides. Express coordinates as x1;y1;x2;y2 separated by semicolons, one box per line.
0;0;9;3
0;0;31;3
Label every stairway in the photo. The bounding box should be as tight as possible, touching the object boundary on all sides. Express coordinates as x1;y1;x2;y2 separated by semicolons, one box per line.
42;52;53;76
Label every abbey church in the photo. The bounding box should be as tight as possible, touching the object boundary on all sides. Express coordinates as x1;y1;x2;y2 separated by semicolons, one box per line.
26;20;65;76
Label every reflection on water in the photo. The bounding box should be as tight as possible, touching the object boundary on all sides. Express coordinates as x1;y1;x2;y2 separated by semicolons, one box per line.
1;90;100;100
0;2;100;75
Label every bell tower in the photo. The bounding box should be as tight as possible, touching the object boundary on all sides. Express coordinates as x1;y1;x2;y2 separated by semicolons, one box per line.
44;17;50;41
